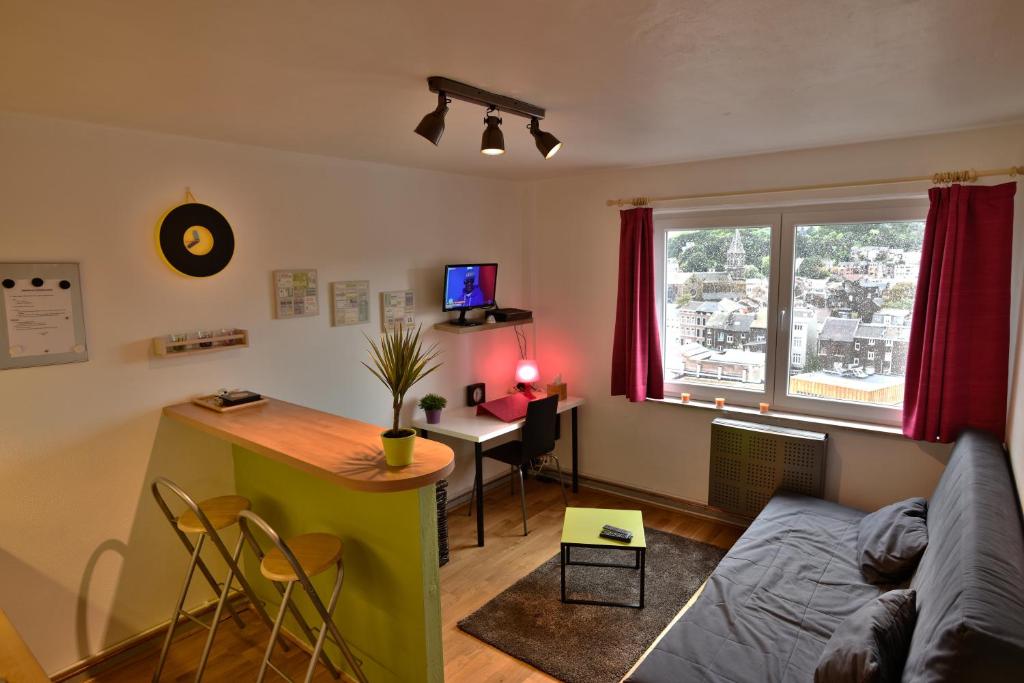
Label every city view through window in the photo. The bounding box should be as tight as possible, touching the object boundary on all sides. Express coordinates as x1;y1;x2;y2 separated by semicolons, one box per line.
663;221;925;409
665;226;772;392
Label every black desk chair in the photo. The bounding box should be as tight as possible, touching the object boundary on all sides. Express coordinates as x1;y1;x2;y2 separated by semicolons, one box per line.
467;393;568;535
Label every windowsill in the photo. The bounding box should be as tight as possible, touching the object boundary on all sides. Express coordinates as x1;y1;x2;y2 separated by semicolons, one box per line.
647;396;905;437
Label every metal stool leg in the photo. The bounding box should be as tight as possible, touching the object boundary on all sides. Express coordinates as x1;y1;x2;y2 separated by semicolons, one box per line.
256;580;294;683
153;534;205;682
517;466;528;535
303;561;345;682
173;527;246;630
194;532;245;682
318;561;368;683
551;455;570;506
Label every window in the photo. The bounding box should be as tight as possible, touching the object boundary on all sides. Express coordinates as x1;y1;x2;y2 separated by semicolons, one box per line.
657;202;926;425
660;220;775;396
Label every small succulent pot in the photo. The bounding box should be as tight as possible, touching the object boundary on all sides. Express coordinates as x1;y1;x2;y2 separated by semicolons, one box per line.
418;394;448;426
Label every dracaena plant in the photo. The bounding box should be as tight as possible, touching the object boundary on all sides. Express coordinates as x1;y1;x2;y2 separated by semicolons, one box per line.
362;324;442;436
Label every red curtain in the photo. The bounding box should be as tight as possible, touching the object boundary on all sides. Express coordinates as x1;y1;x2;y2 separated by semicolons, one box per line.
903;182;1016;442
478;264;497;301
611;207;664;401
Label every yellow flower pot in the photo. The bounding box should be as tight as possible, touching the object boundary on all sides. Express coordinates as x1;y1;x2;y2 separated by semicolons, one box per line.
381;428;417;467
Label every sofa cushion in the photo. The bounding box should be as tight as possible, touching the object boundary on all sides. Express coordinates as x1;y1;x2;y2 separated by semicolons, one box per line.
814;589;917;683
903;430;1024;682
626;492;882;683
856;497;928;584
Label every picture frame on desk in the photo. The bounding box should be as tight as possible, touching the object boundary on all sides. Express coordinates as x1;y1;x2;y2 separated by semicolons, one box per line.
466;382;486;407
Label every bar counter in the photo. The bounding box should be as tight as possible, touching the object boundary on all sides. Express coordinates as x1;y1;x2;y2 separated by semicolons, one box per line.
163;397;454;683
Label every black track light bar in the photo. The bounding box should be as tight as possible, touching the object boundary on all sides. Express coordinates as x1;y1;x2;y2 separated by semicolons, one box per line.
426;76;545;120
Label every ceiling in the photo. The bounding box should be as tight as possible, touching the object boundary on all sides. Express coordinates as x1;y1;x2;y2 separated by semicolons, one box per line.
1;0;1022;180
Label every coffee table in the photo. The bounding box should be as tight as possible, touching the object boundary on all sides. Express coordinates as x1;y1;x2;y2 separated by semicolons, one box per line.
560;507;646;609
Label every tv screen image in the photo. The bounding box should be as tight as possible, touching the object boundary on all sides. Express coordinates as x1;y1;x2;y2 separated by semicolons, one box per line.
443;264;497;311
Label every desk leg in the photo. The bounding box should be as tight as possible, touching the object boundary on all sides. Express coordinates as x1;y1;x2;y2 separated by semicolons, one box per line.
475;442;484;547
571;407;579;493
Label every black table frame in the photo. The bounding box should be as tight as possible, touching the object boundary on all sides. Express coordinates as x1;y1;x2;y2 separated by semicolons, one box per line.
420;405;579;548
560;541;646;609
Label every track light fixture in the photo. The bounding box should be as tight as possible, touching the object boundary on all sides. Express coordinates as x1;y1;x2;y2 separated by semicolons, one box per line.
529;117;562;159
414;91;450;145
414;76;562;159
481;108;505;156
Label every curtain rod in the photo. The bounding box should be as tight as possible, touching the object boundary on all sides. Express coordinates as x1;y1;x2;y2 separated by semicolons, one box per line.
605;166;1024;208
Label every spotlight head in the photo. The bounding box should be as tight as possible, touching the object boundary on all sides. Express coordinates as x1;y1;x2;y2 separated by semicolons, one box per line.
414;91;450;145
480;110;505;156
529;117;562;159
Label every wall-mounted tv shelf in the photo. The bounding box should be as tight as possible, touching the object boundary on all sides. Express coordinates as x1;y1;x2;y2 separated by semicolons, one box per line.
433;319;532;335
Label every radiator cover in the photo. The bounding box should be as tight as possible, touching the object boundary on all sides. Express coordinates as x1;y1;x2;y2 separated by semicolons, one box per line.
709;418;828;518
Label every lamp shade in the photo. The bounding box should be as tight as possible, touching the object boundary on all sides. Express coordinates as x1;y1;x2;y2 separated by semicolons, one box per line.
414;92;449;146
481;115;505;155
529;118;562;159
515;359;539;384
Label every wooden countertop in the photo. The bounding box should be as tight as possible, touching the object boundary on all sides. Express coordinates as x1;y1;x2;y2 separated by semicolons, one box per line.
163;398;454;493
0;608;48;682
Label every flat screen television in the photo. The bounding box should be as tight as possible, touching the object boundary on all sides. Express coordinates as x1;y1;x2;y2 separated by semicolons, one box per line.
442;263;497;326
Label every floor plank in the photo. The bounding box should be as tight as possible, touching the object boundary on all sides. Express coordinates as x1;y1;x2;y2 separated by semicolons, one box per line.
83;478;742;682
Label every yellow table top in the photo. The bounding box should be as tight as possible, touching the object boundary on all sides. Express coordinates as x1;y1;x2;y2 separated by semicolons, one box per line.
561;507;646;548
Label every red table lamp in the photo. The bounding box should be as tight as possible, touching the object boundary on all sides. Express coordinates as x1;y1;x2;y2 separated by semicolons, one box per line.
515;359;539;390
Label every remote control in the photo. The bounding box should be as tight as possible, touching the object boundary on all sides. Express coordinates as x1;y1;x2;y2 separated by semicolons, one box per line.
602;524;632;536
600;527;633;542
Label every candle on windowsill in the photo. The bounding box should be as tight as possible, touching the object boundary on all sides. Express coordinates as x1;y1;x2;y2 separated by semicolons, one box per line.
715;397;725;409
759;402;770;414
680;392;691;403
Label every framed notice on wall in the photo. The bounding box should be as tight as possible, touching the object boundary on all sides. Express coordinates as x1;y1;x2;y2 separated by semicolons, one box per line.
381;289;415;333
1;263;88;370
331;280;370;326
273;269;319;319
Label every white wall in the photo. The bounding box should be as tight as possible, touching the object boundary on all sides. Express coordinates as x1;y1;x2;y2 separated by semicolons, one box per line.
0;113;527;673
527;123;1024;512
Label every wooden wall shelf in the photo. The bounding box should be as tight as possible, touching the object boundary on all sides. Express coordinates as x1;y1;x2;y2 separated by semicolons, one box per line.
152;329;249;357
433;319;532;335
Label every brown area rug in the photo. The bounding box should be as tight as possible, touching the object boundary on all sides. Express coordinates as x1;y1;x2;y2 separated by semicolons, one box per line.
457;527;726;682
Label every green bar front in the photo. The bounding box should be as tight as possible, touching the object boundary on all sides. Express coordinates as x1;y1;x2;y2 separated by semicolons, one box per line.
232;445;443;682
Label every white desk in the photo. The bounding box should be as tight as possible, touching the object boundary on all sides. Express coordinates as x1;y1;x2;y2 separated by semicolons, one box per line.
413;396;584;547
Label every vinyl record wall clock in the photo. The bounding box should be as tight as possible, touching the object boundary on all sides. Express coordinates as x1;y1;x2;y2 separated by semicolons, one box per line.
157;201;235;277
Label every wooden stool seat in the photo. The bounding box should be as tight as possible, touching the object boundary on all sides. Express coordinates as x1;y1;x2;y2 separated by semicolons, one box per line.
176;495;251;533
260;533;343;582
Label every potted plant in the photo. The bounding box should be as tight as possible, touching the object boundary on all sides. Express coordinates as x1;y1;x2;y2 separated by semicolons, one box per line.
362;324;442;467
418;393;447;424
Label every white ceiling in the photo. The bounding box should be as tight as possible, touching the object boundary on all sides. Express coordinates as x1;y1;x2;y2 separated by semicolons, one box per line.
1;0;1022;180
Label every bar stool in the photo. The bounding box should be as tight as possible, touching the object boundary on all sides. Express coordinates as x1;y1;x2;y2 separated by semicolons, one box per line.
239;510;369;683
150;477;284;682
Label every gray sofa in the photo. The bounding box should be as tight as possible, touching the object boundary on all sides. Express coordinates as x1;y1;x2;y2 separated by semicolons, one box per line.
626;430;1024;682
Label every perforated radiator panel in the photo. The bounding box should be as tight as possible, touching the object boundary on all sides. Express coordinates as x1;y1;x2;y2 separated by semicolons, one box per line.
709;418;827;518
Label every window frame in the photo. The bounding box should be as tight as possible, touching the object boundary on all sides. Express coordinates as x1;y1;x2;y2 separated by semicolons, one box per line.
772;202;928;425
655;199;928;427
655;211;782;406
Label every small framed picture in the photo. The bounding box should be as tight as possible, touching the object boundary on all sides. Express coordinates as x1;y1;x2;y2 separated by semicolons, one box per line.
466;382;486;407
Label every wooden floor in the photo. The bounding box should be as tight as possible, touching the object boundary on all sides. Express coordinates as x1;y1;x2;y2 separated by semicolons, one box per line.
83;478;743;682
